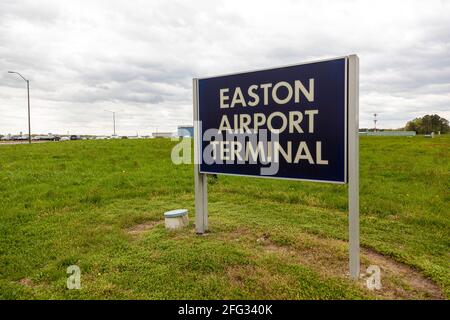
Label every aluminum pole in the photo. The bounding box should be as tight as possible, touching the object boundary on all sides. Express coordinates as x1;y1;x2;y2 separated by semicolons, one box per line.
348;54;360;279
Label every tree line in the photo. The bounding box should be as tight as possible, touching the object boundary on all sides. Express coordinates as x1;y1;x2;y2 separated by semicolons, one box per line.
405;114;449;134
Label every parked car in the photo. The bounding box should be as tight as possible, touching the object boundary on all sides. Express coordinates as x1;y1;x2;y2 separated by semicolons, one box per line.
11;135;29;141
59;136;70;141
33;135;60;141
70;135;82;140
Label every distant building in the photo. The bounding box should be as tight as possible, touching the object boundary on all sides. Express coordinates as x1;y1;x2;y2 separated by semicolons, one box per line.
359;131;416;137
177;125;194;137
152;132;173;138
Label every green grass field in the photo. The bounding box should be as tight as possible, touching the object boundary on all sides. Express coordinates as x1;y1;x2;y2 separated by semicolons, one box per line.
0;136;449;299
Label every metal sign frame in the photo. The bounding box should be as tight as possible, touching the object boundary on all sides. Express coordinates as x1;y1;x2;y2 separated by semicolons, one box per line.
193;55;359;279
197;56;348;184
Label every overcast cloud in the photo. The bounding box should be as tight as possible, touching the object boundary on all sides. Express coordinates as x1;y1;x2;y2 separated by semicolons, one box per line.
0;0;449;135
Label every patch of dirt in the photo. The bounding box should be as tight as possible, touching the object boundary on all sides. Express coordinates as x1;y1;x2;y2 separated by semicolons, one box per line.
360;248;443;299
220;228;444;299
226;265;252;287
126;220;161;236
19;278;33;287
225;264;296;299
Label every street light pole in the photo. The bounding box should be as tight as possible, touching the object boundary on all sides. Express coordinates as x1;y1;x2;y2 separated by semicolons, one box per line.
8;71;31;144
27;80;31;144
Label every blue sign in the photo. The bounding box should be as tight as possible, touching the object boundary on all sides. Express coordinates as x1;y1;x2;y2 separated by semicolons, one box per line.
196;57;348;183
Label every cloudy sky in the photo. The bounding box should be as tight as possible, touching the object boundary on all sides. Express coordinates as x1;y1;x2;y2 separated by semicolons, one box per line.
0;0;449;135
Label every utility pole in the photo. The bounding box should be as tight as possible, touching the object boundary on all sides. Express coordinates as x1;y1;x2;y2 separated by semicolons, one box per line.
373;113;378;132
113;112;116;135
104;110;122;136
8;71;31;144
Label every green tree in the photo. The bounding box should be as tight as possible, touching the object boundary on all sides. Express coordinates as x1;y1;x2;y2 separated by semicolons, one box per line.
405;114;449;134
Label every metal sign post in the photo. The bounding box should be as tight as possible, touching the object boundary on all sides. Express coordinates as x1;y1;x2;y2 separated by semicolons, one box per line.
193;78;208;234
348;55;360;279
